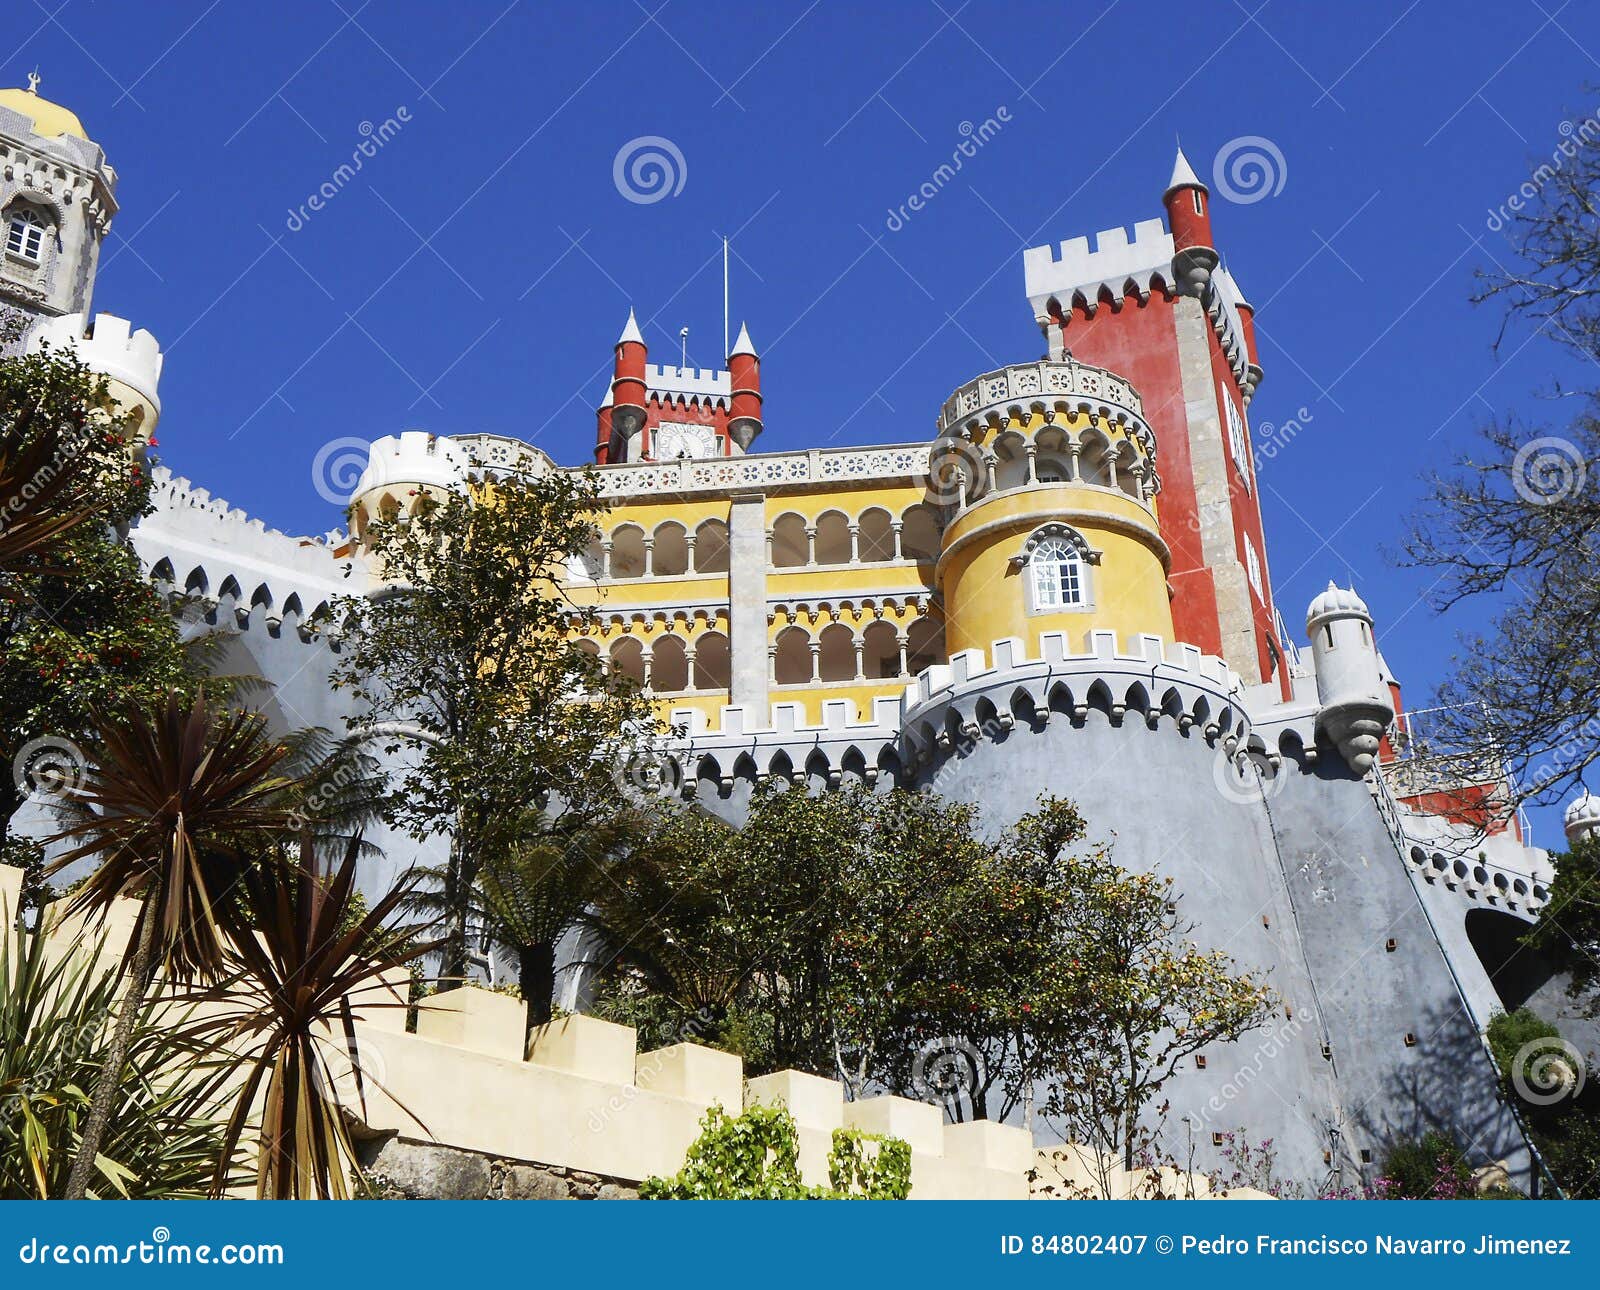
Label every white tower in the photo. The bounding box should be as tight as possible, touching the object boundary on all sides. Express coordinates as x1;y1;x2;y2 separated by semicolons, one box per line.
1307;582;1394;774
1565;792;1600;848
347;431;469;546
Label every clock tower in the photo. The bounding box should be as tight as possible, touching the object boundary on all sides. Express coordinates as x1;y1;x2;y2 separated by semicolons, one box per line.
595;313;763;464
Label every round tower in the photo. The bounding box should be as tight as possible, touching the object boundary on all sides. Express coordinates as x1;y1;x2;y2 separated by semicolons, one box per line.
1162;147;1217;293
727;321;763;452
1564;791;1600;848
348;431;468;547
607;308;648;462
1307;582;1394;773
931;358;1174;658
24;311;162;446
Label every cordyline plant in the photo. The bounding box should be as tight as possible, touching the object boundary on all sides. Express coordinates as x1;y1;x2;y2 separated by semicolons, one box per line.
45;690;298;1198
193;835;438;1200
331;469;659;983
0;917;244;1199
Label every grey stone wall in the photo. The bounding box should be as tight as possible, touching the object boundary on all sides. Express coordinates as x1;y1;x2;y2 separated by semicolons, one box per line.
357;1137;638;1200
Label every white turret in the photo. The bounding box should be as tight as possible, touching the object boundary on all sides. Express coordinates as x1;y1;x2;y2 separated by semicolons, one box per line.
347;431;468;546
1565;792;1600;848
25;311;163;444
1307;582;1394;774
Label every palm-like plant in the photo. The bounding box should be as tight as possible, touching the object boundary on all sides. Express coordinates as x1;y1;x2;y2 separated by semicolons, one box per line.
197;836;436;1199
0;917;244;1199
46;690;297;1198
474;818;626;1035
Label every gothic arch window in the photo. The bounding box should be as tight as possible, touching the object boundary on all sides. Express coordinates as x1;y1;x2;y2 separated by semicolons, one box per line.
5;208;46;263
1013;523;1099;614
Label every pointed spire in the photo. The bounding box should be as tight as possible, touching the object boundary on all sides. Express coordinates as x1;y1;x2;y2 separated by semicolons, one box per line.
1164;145;1205;198
599;383;614;408
729;320;757;358
616;307;644;347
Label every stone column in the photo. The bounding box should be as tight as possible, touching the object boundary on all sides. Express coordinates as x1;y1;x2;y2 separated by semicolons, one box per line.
728;493;770;709
684;644;698;692
1067;443;1082;482
804;525;817;566
600;540;613;579
891;521;904;559
848;524;860;563
808;640;821;684
1025;444;1038;484
896;634;909;677
640;646;653;691
684;534;697;574
852;638;865;682
768;643;778;684
641;537;655;578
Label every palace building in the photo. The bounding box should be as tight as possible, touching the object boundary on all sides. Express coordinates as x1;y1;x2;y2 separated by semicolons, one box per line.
9;79;1596;1192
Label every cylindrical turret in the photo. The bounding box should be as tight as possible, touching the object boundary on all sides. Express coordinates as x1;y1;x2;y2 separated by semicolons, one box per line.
347;430;468;548
609;308;648;461
1307;582;1394;774
594;385;614;465
24;312;162;447
727;320;762;453
1163;147;1218;293
1565;792;1600;848
1231;283;1263;403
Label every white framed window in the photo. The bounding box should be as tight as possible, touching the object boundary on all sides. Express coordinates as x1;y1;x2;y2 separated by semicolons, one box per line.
5;209;45;263
1221;382;1250;488
1031;536;1085;610
1245;538;1263;599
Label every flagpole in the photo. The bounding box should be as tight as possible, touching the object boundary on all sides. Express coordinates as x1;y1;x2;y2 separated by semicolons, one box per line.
722;237;730;358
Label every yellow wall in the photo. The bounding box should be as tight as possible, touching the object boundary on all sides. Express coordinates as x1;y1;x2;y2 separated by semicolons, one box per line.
938;484;1172;657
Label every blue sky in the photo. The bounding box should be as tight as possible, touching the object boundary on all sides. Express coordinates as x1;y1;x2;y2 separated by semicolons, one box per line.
10;0;1598;839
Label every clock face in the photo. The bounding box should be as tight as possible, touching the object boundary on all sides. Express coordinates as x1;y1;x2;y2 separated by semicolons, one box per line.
655;422;719;460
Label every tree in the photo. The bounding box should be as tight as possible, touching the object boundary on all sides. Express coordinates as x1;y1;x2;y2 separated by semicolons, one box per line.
0;332;194;849
421;812;629;1035
1401;104;1600;813
1040;851;1277;1175
1526;836;1600;1011
44;692;298;1198
331;470;657;982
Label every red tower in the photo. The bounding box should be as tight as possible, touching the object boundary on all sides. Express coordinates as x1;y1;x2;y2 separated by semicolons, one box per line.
595;311;763;464
1023;148;1282;692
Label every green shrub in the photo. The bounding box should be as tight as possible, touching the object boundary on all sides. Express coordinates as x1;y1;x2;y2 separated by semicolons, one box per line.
640;1104;911;1199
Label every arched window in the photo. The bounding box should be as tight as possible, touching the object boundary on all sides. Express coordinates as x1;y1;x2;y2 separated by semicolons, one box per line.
6;208;45;263
1030;537;1085;610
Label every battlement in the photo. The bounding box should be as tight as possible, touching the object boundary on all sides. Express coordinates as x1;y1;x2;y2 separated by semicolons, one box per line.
651;631;1256;795
26;311;162;411
135;466;362;619
1023;218;1174;320
646;363;732;406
